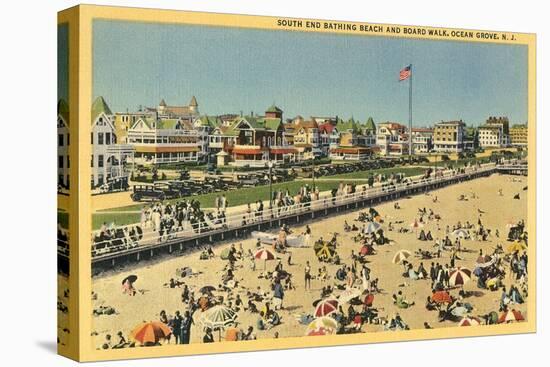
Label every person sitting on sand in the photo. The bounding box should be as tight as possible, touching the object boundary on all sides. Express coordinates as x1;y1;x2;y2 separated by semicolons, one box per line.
386;313;409;331
393;291;415;309
425;296;438;311
112;331;127;349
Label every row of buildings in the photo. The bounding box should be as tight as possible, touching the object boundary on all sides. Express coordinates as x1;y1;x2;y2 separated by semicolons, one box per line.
56;96;528;188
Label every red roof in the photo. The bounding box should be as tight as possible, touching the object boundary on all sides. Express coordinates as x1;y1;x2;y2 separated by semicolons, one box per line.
319;123;335;134
270;148;296;154
233;148;263;155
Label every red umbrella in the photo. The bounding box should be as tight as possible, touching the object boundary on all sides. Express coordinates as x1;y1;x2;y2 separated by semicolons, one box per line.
363;293;375;307
314;298;338;317
254;248;276;260
498;309;525;323
360;245;373;256
130;321;172;345
431;290;452;304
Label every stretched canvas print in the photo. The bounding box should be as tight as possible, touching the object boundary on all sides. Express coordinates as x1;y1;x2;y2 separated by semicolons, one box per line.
57;5;536;362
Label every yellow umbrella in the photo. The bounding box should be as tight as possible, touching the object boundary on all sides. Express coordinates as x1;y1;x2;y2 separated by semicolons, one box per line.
506;241;527;254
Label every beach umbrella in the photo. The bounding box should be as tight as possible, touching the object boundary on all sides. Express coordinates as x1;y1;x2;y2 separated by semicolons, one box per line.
452;229;470;239
314;298;339;317
338;288;362;304
498;309;525;324
458;316;481;326
305;317;338;336
364;221;382;234
130;321;171;345
121;275;138;285
314;241;336;259
360;244;374;256
200;305;238;341
449;267;472;287
475;255;496;268
199;285;216;295
431;290;452;304
506;241;527;254
254;247;276;270
392;250;412;264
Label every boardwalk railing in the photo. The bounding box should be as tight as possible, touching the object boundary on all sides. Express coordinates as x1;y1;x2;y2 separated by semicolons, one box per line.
91;163;498;262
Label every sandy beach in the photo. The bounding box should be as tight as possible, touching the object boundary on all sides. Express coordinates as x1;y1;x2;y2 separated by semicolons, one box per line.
91;173;528;347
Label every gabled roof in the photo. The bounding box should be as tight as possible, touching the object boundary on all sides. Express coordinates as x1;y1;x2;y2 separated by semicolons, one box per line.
159;99;167;107
57;99;70;126
266;105;283;113
318;122;336;134
336;118;361;134
91;96;112;123
189;96;198;107
196;115;221;129
364;117;376;132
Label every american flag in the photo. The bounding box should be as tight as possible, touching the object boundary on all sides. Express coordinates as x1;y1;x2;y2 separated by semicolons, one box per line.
399;65;411;81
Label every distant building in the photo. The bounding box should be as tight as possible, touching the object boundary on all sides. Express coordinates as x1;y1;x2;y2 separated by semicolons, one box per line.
126;116;201;165
485;116;510;145
433;120;467;153
145;96;200;120
411;127;433;153
330;118;373;160
291;116;321;160
509;124;528;146
57;99;70;189
478;124;504;148
224;105;292;167
90;97;134;188
376;122;408;156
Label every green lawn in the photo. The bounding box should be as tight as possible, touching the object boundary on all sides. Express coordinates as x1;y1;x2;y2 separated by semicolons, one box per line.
326;166;427;180
92;165;430;230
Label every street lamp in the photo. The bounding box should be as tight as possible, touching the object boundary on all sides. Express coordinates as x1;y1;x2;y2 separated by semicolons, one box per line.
268;160;274;210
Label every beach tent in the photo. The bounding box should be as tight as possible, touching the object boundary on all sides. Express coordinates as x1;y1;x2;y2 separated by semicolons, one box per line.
392;250;412;264
458;316;481;326
220;247;231;260
130;321;172;345
431;290;452;304
498;309;525;324
314;298;339;317
449;267;472;287
305;316;339;336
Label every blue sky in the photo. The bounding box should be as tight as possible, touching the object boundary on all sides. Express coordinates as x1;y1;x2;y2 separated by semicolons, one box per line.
93;20;527;126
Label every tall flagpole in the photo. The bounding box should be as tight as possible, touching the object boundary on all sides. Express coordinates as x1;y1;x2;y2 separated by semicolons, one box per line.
409;64;413;160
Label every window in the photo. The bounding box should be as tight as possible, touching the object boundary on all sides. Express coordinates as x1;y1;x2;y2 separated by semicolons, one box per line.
98;133;104;145
58;134;64;147
91;154;94;167
58;156;64;168
106;132;111;145
91;133;94;145
67;155;70;168
98;155;104;168
67;133;70;146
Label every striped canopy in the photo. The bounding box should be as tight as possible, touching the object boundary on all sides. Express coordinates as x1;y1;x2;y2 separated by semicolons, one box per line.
306;316;339;336
254;248;276;261
449;267;472;286
498;309;525;324
392;250;412;264
314;298;339;317
200;305;238;330
458;316;481;326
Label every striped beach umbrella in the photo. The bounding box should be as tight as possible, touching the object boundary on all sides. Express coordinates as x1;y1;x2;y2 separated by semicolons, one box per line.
130;321;172;345
254;247;275;260
452;229;470;239
458;316;481;327
410;219;424;229
475;254;496;268
449;267;472;287
305;316;339;336
498;309;525;324
506;241;527;254
364;221;382;234
314;298;339;317
200;305;238;329
392;249;412;264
